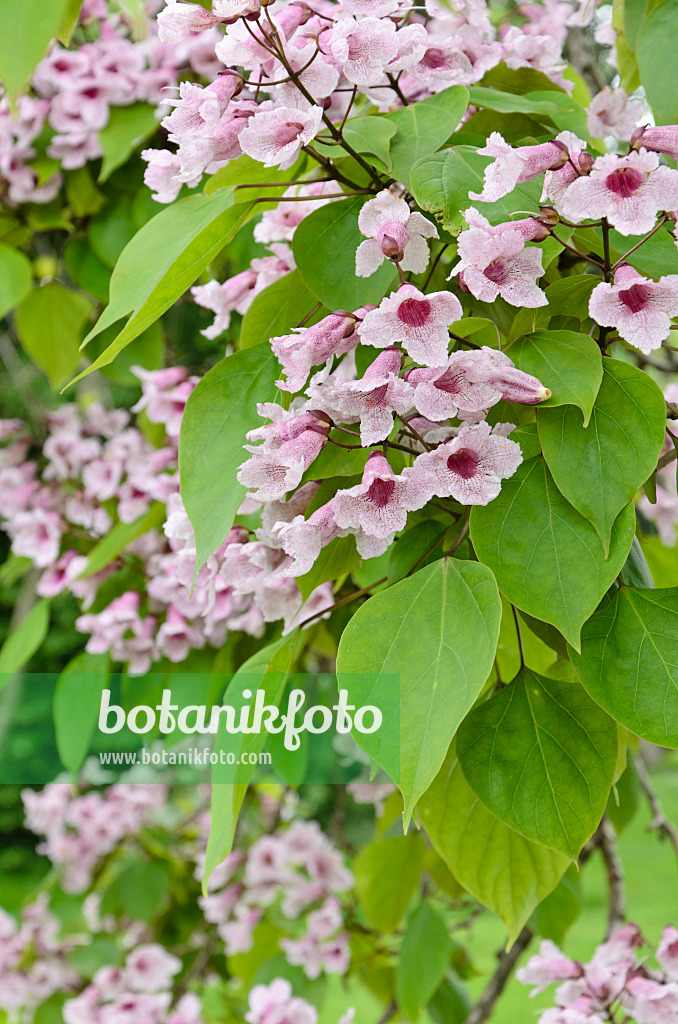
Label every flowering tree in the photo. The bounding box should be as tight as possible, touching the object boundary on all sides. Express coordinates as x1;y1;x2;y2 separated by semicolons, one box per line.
3;0;678;1022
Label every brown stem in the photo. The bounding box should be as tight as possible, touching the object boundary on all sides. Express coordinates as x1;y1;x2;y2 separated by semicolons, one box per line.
443;513;470;557
635;753;678;867
422;242;450;290
296;577;388;629
386;72;409;106
464;926;534;1024
405;527;449;578
614;216;670;270
511;604;525;669
550;229;605;270
602;217;612;282
596;817;625;937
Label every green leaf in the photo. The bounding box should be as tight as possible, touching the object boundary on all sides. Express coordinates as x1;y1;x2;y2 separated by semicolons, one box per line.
179;345;279;572
537;359;666;554
570;586;678;748
456;668;618;857
65;166;106;219
0;244;32;320
56;0;84;44
410;146;541;229
470;457;636;649
342;115;397;171
396;903;452;1021
98;103;159;183
620;535;655;589
386;86;470;186
297;535;359;601
0;0;70;100
54;652;109;775
530;866;582;945
606;751;641;834
508;330;603;426
336;559;501;823
72;189;256;387
418;747;569;944
101;862;171;923
507;276;599;344
15;283;93;389
428;974;471;1024
353;834;425;931
204;633;302;890
293;197;397;311
0;600;50;677
241;270;324;350
637;2;678;125
80;503;166;578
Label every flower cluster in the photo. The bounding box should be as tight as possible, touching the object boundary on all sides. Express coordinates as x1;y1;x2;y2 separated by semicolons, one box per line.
247;979;353;1024
518;924;678;1024
144;0;588;202
197;819;352;975
0;1;222;204
0;366;335;676
22;783;167;893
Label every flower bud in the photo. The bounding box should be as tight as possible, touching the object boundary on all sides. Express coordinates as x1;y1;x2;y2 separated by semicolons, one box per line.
578;151;594;174
548;139;570;170
538;205;560;227
380;234;405;261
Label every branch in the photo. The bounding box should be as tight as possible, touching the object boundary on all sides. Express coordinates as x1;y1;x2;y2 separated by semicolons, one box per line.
635;753;678;866
463;926;533;1024
596;817;625;937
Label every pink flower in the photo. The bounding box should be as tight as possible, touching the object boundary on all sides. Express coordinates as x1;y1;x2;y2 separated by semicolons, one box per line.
469;132;568;202
237;410;328;502
632;124;678;161
587;87;645;141
309;347;414;446
342;0;403;14
9;508;64;568
452;209;548;307
156;1;221;44
272;312;359;393
589;264;678;354
541;130;589;210
356;189;438;277
36;550;88;598
322;17;400;86
239;106;324;169
246;980;317;1024
156;605;205;662
333;451;432;544
359;284;462;365
412;421;522;504
213;0;261;18
192;270;258;338
516;940;583;996
406;355;501;420
657;926;678;980
125;943;181;993
274;500;345;577
625;976;678;1024
561;150;678;236
459;346;552;404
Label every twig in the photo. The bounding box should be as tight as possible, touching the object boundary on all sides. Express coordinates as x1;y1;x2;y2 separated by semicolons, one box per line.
295;577;387;629
602;217;612;282
596;817;626;937
549;229;605;270
375;1002;396;1024
422;242;450;290
635;753;678;866
657;448;677;472
614;217;670;270
463;926;533;1024
443;513;470;557
405;527;448;578
511;604;525;669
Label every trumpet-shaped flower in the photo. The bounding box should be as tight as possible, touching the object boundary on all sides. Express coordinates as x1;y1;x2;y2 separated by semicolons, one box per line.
469;132;568;203
356;190;438;277
359;284;462;365
412;421;522;504
333;452;433;543
453;209;548;307
589;264;678;353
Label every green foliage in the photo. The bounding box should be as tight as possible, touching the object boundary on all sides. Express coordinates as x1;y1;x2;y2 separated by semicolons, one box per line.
293;197;397;311
471;458;636;649
81;504;166;577
636;1;678;124
396;903;452;1021
456;669;618;857
508;330;603;425
204;633;302;889
98;104;159;183
53;653;110;776
337;559;501;822
538;360;666;553
385;86;470;186
570;587;678;748
0;0;71;100
100;861;171;923
241;270;324;349
353;834;426;931
0;244;32;320
0;600;50;678
530;866;582;945
418;748;570;943
179;345;279;573
15;283;93;390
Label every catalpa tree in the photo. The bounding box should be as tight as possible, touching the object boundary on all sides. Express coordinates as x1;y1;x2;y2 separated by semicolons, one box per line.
2;0;678;1020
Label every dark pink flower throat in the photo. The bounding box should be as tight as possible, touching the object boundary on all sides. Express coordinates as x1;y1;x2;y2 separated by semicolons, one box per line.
397;298;431;327
605;167;644;198
620;282;653;313
367;477;396;507
447;448;479;480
